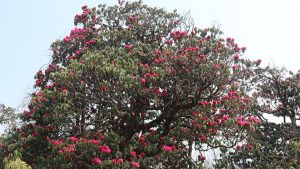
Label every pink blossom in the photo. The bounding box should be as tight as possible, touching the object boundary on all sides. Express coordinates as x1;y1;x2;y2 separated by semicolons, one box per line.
124;44;133;49
234;54;239;60
244;121;251;126
162;145;172;152
118;158;124;164
242;47;247;52
140;78;146;84
89;139;99;144
91;157;102;165
111;159;117;164
81;5;88;10
99;145;111;154
101;85;107;91
88;39;96;44
64;36;71;42
166;39;173;45
51;139;63;146
32;131;38;137
105;148;111;154
63;89;68;94
237;120;245;126
247;144;252;151
130;151;137;156
145;73;151;77
70;136;78;142
226;37;233;43
132;162;140;168
155;49;162;55
200;135;207;142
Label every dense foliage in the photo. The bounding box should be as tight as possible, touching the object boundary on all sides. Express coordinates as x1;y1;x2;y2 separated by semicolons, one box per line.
0;104;17;132
216;67;300;168
0;104;17;169
1;1;299;169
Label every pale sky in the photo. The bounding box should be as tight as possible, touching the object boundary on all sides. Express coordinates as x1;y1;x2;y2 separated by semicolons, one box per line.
1;0;300;109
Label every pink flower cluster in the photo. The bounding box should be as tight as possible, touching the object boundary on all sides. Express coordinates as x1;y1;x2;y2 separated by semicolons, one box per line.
99;145;112;154
162;145;176;152
170;30;188;40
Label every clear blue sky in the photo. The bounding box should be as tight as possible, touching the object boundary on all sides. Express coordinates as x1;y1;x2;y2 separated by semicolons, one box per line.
1;0;300;109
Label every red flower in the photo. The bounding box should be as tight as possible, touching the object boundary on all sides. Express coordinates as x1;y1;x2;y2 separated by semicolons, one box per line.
155;49;162;55
200;135;207;142
118;158;124;164
244;121;251;126
111;159;117;164
101;85;107;91
132;162;140;168
226;37;233;43
70;136;78;142
165;51;171;56
91;157;102;165
254;59;261;66
99;145;111;154
242;47;247;52
64;36;71;43
81;5;88;10
237;120;245;126
89;139;99;144
130;151;136;156
140;78;146;85
166;39;173;45
105;147;111;154
32;131;38;137
124;44;133;49
88;39;96;44
234;54;239;60
247;144;252;151
162;145;172;152
63;89;68;94
145;73;151;77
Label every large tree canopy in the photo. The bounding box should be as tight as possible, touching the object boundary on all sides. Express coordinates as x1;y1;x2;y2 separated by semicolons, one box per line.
5;1;262;168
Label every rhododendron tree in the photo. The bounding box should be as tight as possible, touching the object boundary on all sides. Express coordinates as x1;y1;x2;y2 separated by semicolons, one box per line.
6;1;261;168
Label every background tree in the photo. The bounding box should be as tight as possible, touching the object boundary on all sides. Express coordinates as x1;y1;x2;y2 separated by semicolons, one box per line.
256;67;300;133
216;67;300;168
0;104;17;132
252;67;300;168
0;104;18;169
5;1;261;168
